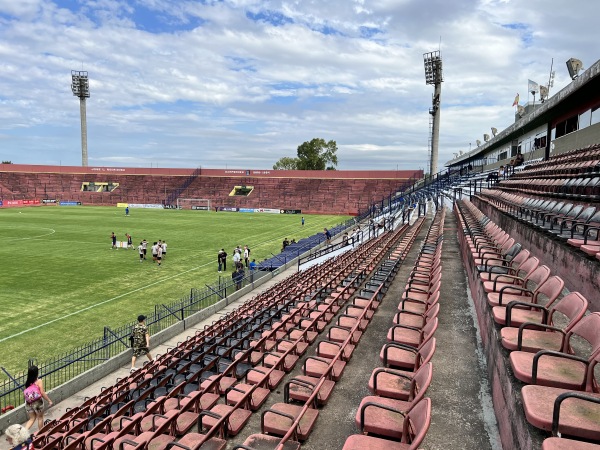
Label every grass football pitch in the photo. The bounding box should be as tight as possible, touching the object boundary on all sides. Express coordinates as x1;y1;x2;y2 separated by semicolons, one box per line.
0;206;348;379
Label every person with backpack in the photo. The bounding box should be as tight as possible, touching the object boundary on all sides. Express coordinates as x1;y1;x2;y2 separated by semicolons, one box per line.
130;315;153;372
4;424;33;450
23;365;52;430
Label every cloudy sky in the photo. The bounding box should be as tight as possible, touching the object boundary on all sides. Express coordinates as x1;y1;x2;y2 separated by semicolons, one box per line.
0;0;596;171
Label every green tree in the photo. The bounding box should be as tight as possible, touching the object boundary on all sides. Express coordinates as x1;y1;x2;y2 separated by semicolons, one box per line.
273;138;339;170
272;156;299;170
1;161;12;164
296;138;338;170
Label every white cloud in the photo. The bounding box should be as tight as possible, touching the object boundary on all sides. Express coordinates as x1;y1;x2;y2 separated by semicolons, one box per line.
0;0;596;170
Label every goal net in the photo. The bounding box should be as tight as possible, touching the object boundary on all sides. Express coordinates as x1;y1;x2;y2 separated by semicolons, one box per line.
176;198;211;211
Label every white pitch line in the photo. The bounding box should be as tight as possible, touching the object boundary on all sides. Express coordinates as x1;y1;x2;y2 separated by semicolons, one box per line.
4;227;56;241
0;260;213;343
0;216;341;342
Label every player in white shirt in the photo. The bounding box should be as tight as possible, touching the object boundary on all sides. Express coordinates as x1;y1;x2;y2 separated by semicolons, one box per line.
137;242;144;262
161;241;167;259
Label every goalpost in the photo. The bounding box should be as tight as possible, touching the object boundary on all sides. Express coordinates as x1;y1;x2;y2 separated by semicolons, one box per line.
176;198;211;211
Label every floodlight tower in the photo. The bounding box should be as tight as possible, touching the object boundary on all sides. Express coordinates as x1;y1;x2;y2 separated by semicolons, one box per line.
423;51;443;176
71;70;90;166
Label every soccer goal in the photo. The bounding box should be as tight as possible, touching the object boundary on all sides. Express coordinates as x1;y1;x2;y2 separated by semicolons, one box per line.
176;198;211;211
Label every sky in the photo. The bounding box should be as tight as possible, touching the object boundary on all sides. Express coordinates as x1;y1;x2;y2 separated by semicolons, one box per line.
0;0;597;171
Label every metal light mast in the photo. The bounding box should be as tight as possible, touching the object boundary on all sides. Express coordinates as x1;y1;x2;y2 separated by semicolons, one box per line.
71;71;90;166
423;51;443;176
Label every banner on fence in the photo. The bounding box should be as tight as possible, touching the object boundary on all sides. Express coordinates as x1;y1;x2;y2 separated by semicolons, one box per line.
59;201;82;206
218;206;238;212
128;203;164;209
2;199;41;207
0;200;3;207
117;202;128;208
191;205;209;210
254;208;280;214
42;199;57;204
280;209;302;214
239;208;254;213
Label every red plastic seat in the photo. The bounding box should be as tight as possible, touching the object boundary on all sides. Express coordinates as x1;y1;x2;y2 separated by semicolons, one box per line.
347;397;430;449
379;338;436;371
482;256;540;293
261;403;319;441
510;312;600;388
393;303;439;329
486;266;553;308
386;318;438;348
368;362;433;401
285;376;336;405
542;437;600;449
493;291;588;328
522;387;600;441
239;434;301;449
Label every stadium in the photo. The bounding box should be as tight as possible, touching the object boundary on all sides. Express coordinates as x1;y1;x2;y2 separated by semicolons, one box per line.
1;4;600;450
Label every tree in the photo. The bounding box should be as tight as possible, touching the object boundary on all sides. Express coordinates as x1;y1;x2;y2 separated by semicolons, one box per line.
273;156;299;170
1;161;12;164
272;138;339;170
296;138;338;170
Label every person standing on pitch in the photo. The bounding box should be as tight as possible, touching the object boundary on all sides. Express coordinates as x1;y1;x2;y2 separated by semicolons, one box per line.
301;216;305;226
130;315;153;372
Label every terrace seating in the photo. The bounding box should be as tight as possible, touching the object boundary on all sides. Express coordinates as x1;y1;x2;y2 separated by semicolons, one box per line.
455;197;600;449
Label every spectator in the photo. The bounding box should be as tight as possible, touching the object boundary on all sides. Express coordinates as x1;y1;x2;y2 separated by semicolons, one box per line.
282;238;290;251
130;315;153;372
290;238;296;244
23;365;52;431
232;249;241;267
324;228;332;245
342;232;349;246
249;259;257;271
515;152;524;166
4;424;33;450
233;266;244;290
498;165;505;179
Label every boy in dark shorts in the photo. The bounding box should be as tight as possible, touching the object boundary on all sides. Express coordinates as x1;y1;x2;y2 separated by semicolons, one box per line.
111;232;117;249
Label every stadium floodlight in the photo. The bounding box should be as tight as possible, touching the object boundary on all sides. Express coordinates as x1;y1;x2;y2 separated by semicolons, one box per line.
566;58;583;80
491;127;498;137
483;134;490;142
539;85;549;103
423;50;443;177
71;70;90;166
517;105;526;117
476;140;481;147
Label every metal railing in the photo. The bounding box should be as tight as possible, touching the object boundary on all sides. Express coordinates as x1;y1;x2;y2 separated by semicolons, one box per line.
0;181;418;410
0;269;269;411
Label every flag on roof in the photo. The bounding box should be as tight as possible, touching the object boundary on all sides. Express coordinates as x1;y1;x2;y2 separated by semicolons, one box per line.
512;93;519;107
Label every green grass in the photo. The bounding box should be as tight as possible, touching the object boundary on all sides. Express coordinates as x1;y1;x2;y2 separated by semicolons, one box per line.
0;206;348;378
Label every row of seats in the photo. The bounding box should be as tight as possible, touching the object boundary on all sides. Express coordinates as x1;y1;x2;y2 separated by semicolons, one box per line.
477;190;600;260
340;209;446;449
513;144;600;178
498;176;600;201
233;217;429;449
32;220;419;450
455;199;600;449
